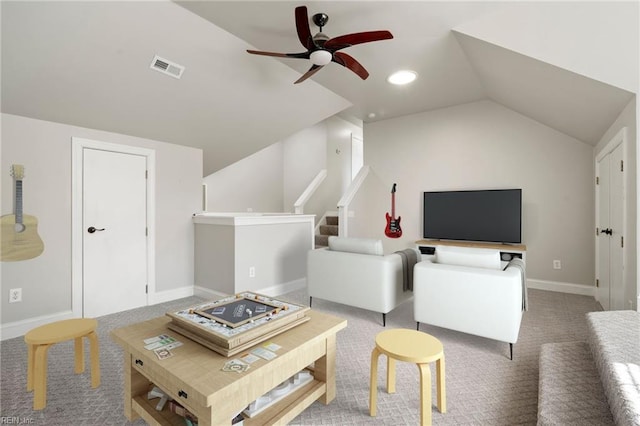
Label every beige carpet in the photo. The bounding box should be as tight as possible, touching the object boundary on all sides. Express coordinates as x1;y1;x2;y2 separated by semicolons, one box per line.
0;288;602;425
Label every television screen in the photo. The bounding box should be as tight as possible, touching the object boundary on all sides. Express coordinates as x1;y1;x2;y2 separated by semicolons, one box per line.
423;189;522;243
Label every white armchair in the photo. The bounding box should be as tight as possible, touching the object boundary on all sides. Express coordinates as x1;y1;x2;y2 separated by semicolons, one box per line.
413;245;525;359
307;237;417;326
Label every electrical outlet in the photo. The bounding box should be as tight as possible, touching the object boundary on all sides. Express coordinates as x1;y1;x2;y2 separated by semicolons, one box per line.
249;266;256;278
9;288;22;303
553;260;562;270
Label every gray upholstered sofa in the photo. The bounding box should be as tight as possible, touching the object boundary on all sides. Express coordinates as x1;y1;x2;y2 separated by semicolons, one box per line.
537;310;640;426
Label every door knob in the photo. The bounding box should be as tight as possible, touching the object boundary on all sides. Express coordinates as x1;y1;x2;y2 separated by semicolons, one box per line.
600;228;612;235
87;226;105;234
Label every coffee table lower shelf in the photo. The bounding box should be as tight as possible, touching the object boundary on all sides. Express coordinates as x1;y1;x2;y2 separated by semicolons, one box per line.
111;311;347;426
132;396;187;426
131;379;325;426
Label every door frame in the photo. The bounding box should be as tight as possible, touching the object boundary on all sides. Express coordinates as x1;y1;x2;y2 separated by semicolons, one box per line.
71;137;156;317
594;127;627;307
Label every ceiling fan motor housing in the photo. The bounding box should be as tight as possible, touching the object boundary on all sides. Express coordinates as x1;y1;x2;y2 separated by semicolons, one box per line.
312;32;329;48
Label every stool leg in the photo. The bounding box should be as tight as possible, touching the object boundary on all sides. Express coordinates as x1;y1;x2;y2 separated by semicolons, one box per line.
369;347;381;417
417;363;432;426
436;355;446;413
88;331;100;388
33;344;51;410
386;355;396;394
74;336;85;374
27;344;34;391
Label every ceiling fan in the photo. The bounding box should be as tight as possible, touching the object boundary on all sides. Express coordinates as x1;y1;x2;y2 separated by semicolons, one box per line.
247;6;393;84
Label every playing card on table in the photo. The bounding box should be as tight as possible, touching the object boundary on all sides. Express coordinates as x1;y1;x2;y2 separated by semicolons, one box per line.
222;359;249;373
154;348;173;360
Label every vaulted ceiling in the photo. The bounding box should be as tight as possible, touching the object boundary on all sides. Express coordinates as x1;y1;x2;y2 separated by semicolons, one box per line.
2;1;637;175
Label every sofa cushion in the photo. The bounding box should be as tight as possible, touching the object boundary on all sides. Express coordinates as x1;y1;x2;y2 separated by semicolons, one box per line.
435;245;501;270
328;236;384;256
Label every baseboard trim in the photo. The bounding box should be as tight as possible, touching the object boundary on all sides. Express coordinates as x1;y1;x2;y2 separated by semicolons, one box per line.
257;278;306;297
2;287;196;341
194;286;229;299
194;280;306;300
148;285;195;305
1;310;75;341
528;279;595;297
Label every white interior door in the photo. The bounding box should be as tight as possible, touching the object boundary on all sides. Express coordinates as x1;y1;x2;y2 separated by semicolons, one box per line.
597;154;611;310
608;144;624;310
596;142;625;311
83;148;148;317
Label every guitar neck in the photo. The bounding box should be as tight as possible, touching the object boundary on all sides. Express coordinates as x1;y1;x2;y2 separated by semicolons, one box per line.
391;192;395;218
15;179;23;224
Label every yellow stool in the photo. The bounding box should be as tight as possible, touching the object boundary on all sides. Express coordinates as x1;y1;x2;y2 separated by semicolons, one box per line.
369;329;446;426
25;318;100;410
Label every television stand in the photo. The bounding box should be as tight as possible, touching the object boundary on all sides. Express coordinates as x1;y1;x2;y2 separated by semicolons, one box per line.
416;239;526;266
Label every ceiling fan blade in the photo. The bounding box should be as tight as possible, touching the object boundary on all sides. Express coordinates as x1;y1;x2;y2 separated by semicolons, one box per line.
295;6;313;50
247;50;310;59
332;52;369;80
294;64;323;84
324;30;393;51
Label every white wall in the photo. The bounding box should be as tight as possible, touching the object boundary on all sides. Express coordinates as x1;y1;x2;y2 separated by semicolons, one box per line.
364;100;595;288
235;221;311;293
345;168;392;247
194;217;313;297
283;123;328;211
203;116;363;224
595;97;638;310
327;115;364;196
204;142;283;212
1;113;202;330
194;224;235;295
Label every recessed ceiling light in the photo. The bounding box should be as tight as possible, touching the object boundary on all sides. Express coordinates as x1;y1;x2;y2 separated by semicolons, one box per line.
387;70;417;85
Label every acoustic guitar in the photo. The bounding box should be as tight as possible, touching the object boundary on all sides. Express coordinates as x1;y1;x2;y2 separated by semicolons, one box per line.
1;165;44;261
384;183;402;238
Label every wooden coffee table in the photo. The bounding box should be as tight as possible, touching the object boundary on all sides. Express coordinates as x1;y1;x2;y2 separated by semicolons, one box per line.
111;309;346;426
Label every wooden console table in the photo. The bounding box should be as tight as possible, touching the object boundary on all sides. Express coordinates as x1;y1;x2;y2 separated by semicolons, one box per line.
111;310;347;426
416;239;527;266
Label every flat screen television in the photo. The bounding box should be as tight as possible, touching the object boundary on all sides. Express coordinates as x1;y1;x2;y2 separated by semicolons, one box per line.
423;189;522;243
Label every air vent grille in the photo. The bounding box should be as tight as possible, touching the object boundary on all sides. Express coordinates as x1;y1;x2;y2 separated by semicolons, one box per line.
150;55;185;79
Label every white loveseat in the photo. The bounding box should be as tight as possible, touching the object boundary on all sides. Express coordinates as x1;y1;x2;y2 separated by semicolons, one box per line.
307;237;417;326
413;245;526;359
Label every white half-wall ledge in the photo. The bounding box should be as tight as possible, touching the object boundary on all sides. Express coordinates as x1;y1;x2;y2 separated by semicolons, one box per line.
194;213;315;226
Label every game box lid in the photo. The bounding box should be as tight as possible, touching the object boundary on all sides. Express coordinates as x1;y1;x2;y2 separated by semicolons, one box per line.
166;292;310;357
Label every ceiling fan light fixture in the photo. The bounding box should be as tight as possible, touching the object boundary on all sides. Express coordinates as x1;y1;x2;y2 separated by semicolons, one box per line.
387;70;417;85
310;49;332;66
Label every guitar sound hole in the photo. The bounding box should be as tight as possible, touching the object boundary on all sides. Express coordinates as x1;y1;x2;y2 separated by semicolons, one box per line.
14;223;26;233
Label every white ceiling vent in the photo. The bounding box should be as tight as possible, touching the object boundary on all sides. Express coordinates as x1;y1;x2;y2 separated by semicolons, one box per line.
150;55;185;79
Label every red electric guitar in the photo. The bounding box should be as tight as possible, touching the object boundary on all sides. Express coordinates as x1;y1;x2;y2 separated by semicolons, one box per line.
385;183;402;238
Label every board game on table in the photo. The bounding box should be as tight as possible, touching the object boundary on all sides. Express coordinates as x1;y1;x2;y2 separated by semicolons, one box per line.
166;292;309;356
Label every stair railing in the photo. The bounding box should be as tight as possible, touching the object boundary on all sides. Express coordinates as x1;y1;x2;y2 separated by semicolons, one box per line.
294;169;327;214
337;165;370;237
